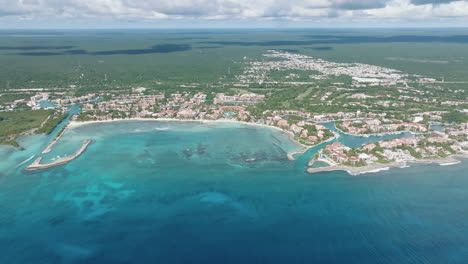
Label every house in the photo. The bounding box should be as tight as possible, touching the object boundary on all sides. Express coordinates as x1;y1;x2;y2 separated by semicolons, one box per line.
290;124;303;135
362;143;376;151
349;157;360;164
277;119;289;128
358;153;371;161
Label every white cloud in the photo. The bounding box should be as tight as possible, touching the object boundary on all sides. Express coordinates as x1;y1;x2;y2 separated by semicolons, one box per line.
365;0;468;19
0;0;467;26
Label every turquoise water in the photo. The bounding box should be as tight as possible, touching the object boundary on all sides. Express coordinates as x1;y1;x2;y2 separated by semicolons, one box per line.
38;100;56;109
1;121;468;263
322;121;416;148
0;105;79;175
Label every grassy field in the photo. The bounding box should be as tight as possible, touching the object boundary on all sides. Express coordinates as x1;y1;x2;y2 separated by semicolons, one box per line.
1;28;468;93
35;112;68;135
0;110;54;146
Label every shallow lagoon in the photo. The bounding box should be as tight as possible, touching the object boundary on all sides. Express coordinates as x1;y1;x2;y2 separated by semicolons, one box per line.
1;121;467;264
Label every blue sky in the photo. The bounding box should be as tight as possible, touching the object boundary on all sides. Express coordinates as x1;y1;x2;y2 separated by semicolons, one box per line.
1;0;468;28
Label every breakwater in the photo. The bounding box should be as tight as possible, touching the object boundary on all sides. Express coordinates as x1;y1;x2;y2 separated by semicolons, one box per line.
41;124;68;154
25;139;93;171
307;161;406;176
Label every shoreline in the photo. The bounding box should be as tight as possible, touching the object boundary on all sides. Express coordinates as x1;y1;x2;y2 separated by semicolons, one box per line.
26;118;467;174
67;117;326;160
410;154;468;165
307;161;406;176
287;133;337;161
25;139;93;171
68;118;294;135
307;157;336;167
307;154;468;176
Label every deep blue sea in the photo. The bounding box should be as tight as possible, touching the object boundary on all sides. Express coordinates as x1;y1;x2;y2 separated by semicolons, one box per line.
1;121;467;264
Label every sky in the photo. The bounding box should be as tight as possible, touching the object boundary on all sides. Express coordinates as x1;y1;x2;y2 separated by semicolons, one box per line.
1;0;468;28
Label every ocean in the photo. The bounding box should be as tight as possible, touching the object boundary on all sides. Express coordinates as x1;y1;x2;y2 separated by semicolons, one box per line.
1;121;467;263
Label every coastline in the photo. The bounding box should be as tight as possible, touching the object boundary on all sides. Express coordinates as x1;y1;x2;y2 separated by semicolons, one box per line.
35;118;467;174
287;133;337;161
67;117;326;160
307;154;468;176
410;153;468;165
307;161;406;176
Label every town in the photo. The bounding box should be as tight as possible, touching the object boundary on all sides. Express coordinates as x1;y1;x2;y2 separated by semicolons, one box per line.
1;50;467;171
314;128;467;169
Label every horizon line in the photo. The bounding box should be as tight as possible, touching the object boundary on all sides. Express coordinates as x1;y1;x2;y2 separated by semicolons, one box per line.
1;26;468;30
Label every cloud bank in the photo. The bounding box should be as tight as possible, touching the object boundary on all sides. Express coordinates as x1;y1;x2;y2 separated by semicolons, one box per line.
0;0;467;27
